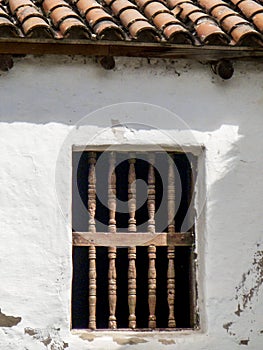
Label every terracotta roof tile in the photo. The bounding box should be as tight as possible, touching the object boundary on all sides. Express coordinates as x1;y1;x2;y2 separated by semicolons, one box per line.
86;8;113;27
237;0;263;19
253;12;263;31
75;0;102;17
59;16;90;37
22;16;53;36
128;19;159;40
111;0;137;16
195;18;230;44
9;0;36;14
106;0;160;41
0;0;262;47
42;0;71;15
0;16;19;36
137;0;194;43
143;2;171;18
93;20;124;39
50;6;80;27
16;5;45;23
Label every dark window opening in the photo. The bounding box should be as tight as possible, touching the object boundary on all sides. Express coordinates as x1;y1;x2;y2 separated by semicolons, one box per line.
72;150;197;331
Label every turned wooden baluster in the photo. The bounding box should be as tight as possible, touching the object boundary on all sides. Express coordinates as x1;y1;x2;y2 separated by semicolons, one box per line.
128;155;136;232
108;152;116;233
108;247;117;329
89;245;96;330
148;153;155;233
168;154;175;233
88;152;96;233
148;245;156;328
167;246;176;328
128;247;136;329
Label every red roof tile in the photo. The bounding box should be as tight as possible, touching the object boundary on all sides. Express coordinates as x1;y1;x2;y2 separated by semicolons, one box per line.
0;0;263;47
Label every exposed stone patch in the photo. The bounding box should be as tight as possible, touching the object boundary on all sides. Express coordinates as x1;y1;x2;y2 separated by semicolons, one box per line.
24;327;68;349
0;309;21;327
113;336;148;345
42;337;52;347
158;339;176;345
24;328;38;336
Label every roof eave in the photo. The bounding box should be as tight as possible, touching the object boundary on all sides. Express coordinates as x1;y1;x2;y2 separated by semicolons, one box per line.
1;38;263;60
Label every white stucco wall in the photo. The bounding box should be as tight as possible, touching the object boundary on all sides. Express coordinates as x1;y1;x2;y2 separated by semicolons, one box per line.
0;55;263;350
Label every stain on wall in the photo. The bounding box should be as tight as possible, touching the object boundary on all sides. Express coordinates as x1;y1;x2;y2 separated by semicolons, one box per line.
158;339;176;345
112;336;148;345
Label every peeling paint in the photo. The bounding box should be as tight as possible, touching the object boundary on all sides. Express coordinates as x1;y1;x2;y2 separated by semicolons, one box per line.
222;322;236;337
24;327;68;349
112;336;148;345
234;304;242;317
235;250;263;314
158;339;176;345
223;322;233;332
0;309;21;327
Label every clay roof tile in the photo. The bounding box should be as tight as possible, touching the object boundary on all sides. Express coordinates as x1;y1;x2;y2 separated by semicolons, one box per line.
0;0;262;47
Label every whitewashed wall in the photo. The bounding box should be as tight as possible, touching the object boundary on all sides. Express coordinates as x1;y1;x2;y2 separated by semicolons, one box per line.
0;55;263;350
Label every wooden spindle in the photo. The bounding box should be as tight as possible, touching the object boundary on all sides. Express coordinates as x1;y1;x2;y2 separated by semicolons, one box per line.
168;154;175;233
128;247;136;329
148;245;156;329
89;245;96;330
108;152;116;233
108;247;117;329
148;153;155;233
128;155;136;232
167;246;176;328
88;152;96;233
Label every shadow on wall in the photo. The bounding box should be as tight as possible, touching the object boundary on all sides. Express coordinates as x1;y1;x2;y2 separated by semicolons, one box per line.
0;56;263;133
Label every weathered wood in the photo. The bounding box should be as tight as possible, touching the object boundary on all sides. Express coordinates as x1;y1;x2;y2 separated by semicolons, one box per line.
1;38;263;60
73;232;194;246
147;154;155;233
88;245;96;330
128;155;136;232
88;152;96;233
108;152;116;233
167;154;175;233
108;247;117;329
148;245;156;329
167;246;176;328
128;247;136;329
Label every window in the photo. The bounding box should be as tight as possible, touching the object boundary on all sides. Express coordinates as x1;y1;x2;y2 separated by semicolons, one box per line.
72;149;197;331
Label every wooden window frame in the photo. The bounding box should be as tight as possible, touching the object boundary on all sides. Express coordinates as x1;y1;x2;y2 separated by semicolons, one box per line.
71;146;200;334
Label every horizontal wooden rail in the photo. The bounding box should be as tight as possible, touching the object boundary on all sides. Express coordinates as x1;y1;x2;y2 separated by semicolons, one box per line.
73;232;194;246
1;38;263;60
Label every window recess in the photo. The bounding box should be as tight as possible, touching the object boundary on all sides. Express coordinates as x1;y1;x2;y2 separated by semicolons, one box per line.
72;150;197;331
